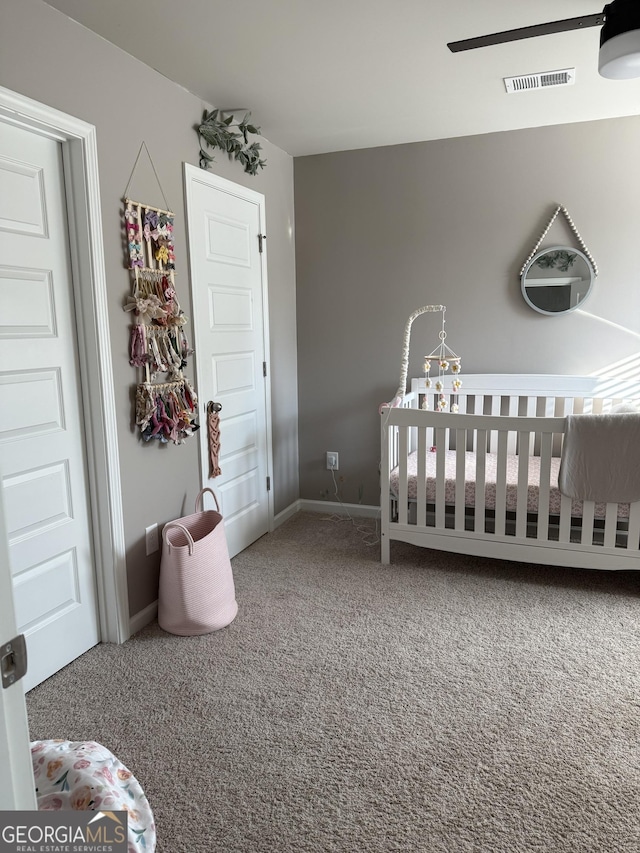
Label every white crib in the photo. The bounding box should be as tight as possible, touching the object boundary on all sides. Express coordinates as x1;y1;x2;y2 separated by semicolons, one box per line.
380;374;640;570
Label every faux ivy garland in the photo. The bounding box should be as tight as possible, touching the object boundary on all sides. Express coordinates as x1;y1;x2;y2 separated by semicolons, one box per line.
534;249;577;272
198;110;267;176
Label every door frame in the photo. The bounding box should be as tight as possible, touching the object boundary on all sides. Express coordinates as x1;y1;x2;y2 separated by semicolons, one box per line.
183;164;275;533
0;86;129;644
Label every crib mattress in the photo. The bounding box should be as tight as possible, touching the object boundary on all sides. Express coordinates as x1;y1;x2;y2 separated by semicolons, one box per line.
389;449;629;520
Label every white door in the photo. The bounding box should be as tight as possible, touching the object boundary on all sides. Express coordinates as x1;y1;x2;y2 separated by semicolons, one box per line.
184;166;272;557
0;122;99;691
0;468;37;809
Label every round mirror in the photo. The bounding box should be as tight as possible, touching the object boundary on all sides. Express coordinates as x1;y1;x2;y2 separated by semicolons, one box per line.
521;245;595;316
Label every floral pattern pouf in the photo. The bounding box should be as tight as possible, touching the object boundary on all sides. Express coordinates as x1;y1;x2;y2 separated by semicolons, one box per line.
31;740;156;852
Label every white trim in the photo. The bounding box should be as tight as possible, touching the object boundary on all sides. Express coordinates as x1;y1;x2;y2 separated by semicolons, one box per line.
129;600;158;636
273;500;302;528
183;163;275;536
300;500;380;518
0;86;129;644
271;499;381;527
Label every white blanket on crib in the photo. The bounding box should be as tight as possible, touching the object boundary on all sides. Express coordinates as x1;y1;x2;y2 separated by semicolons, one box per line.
558;413;640;503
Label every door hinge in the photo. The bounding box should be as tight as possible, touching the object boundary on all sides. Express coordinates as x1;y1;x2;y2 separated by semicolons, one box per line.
266;476;271;491
258;234;266;253
1;634;27;689
263;361;267;378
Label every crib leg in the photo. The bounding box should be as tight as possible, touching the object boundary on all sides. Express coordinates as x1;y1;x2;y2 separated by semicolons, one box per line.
381;534;390;564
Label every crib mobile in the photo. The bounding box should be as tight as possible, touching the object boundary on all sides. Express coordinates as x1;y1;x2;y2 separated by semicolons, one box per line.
122;143;199;445
387;305;462;412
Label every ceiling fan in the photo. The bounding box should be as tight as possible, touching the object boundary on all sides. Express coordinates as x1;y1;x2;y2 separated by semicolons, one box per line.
447;0;640;79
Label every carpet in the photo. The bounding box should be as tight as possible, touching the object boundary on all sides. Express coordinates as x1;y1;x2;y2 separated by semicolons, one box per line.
26;512;640;852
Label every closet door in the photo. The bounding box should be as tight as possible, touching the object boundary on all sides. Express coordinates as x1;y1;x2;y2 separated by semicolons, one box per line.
185;165;273;558
0;121;99;690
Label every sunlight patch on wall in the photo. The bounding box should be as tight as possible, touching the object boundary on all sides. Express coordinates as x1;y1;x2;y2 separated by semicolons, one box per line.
574;309;640;396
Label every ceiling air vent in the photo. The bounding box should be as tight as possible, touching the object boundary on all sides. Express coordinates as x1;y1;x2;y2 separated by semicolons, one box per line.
504;68;576;93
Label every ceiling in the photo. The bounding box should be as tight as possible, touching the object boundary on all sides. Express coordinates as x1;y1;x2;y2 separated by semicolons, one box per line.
44;0;640;157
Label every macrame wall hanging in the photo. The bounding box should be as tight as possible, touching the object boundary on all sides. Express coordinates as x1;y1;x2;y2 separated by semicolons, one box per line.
123;143;199;445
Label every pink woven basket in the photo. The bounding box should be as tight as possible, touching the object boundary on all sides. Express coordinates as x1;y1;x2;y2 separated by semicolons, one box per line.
158;488;238;636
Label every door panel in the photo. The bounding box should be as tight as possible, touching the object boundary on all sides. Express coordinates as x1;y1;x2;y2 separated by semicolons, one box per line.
0;154;48;236
185;168;271;557
0;122;99;691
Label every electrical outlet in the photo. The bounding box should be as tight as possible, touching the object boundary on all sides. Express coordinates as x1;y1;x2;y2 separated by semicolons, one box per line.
326;451;339;471
145;523;159;556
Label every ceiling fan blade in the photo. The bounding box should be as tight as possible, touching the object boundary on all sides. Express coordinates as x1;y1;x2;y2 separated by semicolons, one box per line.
448;13;604;52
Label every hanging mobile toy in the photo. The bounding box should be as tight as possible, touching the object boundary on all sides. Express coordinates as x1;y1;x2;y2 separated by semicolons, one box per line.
383;305;462;412
422;308;462;411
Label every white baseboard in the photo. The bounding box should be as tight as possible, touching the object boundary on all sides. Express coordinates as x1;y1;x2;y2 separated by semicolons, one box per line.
129;599;158;636
300;499;380;519
273;500;301;529
273;499;380;527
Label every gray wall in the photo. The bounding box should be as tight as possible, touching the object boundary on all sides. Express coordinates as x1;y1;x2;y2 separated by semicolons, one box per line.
1;0;299;617
294;119;640;507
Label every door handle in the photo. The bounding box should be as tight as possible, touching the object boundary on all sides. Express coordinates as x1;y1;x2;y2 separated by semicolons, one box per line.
207;401;222;413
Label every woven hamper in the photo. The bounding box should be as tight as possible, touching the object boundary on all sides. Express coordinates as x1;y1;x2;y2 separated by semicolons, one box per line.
159;487;237;635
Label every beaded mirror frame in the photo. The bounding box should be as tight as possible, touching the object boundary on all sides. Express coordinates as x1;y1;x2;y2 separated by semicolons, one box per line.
520;205;598;317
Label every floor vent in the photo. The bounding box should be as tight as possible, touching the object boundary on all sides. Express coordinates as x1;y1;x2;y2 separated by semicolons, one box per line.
504;68;575;93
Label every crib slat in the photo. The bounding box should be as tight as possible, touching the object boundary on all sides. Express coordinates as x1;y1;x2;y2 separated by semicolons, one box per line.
380;409;392;562
515;430;530;538
553;397;573;459
558;495;572;543
475;429;487;533
494;430;508;537
581;501;595;546
455;429;466;531
424;413;433;453
537;431;552;542
469;396;479;451
604;504;618;548
398;427;408;525
435;427;446;529
524;397;536;456
628;502;640;551
416;426;427;529
489;396;500;453
507;396;518;454
409;421;417;453
543;396;555;418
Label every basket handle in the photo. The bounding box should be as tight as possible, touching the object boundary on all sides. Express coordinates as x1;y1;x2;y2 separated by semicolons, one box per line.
162;522;195;555
195;487;221;514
